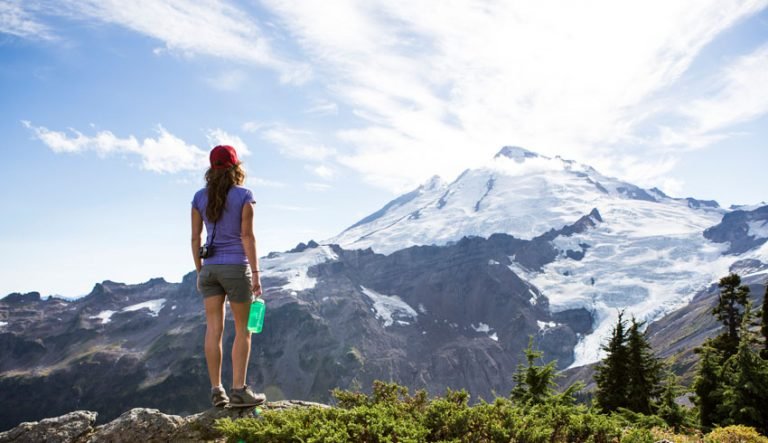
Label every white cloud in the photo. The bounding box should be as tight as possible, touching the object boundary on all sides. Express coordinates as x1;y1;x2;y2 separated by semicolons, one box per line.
306;164;335;180
241;121;264;133
247;177;285;188
305;99;339;116
261;0;767;191
0;0;55;40
205;128;250;156
205;69;248;91
23;0;311;84
23;121;208;173
304;182;331;192
259;124;336;161
678;43;768;139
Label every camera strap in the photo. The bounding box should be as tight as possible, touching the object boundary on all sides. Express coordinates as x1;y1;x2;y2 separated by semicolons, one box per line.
207;222;217;245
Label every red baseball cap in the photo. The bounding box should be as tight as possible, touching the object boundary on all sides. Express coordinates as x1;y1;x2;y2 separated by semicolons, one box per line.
210;145;239;169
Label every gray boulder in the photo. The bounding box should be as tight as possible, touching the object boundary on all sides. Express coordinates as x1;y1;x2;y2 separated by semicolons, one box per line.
0;410;96;443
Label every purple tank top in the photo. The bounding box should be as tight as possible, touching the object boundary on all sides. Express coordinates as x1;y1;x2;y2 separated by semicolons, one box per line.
191;186;255;265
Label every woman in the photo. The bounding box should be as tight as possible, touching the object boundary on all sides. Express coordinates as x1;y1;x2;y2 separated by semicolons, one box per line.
191;144;266;408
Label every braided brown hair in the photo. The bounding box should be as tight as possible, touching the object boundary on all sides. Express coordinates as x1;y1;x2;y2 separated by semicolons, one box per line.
204;163;246;222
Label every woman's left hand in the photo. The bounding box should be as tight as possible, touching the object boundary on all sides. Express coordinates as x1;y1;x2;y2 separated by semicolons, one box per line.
251;272;262;297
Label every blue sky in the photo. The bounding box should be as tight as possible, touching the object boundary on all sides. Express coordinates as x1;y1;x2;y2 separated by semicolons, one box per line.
1;0;767;298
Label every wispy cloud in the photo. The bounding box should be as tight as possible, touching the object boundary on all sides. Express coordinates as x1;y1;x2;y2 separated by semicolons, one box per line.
304;182;331;192
305;99;338;116
679;43;768;139
258;124;336;161
205;69;248;91
261;0;767;191
205;128;250;156
0;0;55;40
18;0;311;84
248;177;285;188
306;164;335;180
23;121;210;173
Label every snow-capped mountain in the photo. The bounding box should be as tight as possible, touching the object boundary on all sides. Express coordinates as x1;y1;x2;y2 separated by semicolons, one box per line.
328;146;767;367
3;147;767;429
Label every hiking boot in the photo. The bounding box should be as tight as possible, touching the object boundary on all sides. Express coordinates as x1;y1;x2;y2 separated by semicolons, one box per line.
229;385;266;407
211;386;229;407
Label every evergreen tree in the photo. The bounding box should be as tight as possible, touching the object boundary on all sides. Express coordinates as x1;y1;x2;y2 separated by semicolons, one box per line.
594;311;629;412
712;273;750;358
657;374;688;432
719;304;768;435
511;337;557;405
761;283;768;360
692;344;724;431
625;317;664;415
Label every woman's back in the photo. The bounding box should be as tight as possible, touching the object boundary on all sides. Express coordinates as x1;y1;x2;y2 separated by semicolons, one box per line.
191;186;255;265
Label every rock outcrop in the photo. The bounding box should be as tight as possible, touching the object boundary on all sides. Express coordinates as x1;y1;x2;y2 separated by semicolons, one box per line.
0;401;326;443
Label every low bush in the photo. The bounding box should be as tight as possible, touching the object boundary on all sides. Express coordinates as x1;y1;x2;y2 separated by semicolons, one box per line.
704;425;768;443
215;381;732;443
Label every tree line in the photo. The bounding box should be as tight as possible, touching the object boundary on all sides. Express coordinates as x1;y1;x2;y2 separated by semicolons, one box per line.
590;272;768;434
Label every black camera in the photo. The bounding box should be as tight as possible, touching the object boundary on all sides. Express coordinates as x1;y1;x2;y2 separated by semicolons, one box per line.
199;244;213;258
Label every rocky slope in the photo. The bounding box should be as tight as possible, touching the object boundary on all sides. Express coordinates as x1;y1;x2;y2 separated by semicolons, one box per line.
0;401;324;443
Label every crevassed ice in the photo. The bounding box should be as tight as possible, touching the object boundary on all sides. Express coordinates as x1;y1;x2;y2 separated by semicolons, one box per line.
261;245;338;293
361;286;418;328
510;198;738;369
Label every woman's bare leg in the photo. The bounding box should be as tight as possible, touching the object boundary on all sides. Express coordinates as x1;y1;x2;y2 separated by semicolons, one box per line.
204;295;226;387
229;300;252;389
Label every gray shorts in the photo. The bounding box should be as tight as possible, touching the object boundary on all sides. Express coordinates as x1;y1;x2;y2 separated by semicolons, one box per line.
198;264;254;303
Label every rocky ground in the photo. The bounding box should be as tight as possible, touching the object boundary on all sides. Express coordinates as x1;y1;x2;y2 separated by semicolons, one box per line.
0;400;326;443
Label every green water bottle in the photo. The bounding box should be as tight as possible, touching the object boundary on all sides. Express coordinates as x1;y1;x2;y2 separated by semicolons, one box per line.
247;298;265;333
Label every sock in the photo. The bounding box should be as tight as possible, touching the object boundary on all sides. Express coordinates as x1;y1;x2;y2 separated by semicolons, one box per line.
211;384;224;392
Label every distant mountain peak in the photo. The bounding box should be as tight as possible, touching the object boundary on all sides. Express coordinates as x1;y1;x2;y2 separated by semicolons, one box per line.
493;146;543;161
421;175;445;191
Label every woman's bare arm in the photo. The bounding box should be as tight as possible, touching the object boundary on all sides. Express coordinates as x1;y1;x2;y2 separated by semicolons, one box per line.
191;208;204;273
241;202;261;296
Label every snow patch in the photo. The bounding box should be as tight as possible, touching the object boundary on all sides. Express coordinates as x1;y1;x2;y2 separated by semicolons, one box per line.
0;321;7;327
488;259;500;265
471;322;498;341
261;245;338;292
361;286;418;327
418;303;427;314
537;320;557;330
90;310;117;324
527;288;538;305
748;221;768;239
123;299;166;317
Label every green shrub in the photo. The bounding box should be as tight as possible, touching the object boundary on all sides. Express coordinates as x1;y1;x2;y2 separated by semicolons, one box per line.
621;427;655;443
704;425;768;443
215;381;700;443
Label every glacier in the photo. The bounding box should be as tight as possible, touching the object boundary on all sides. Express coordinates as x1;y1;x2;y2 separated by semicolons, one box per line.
327;146;765;368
